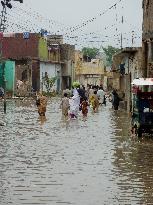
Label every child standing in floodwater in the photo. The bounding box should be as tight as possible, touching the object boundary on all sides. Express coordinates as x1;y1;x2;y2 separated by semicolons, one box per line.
81;97;88;118
60;93;70;120
36;92;47;117
89;90;99;113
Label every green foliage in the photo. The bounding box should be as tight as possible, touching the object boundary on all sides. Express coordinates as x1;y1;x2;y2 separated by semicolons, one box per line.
102;46;120;66
43;76;57;93
72;81;80;88
82;47;99;59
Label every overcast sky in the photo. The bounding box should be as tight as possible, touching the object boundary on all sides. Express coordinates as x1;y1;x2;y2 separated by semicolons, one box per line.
2;0;143;49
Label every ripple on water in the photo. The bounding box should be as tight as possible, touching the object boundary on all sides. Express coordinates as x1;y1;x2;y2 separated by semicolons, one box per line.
1;99;153;205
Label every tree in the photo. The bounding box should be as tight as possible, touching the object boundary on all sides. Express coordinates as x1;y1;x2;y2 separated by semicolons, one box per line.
43;76;57;93
102;46;120;66
82;47;99;61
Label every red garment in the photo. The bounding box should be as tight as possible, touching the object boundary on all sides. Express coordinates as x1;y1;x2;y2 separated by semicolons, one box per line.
81;101;88;116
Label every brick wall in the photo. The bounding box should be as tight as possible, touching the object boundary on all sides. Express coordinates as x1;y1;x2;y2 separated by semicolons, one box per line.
2;33;39;59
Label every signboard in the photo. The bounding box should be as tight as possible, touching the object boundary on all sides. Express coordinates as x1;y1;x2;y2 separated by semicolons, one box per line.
23;32;30;39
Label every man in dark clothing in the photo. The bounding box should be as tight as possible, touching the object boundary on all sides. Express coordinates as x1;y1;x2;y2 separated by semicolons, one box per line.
112;90;120;110
77;85;86;110
77;86;86;101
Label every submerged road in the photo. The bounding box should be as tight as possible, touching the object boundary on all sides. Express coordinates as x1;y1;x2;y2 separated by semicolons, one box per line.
0;98;153;205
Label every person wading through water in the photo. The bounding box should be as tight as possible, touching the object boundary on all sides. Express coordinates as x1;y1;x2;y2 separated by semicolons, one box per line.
97;86;105;106
89;90;99;113
60;93;70;120
81;97;89;118
112;89;121;110
36;92;47;117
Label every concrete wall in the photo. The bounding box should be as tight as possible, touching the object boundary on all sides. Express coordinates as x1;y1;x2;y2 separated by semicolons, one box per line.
15;60;32;96
48;47;61;62
142;0;153;77
47;35;63;45
129;50;143;81
0;61;15;93
60;44;75;88
60;44;75;62
40;62;62;92
38;38;48;61
142;0;153;38
32;61;40;92
62;60;73;77
76;74;102;87
112;48;143;111
75;57;105;87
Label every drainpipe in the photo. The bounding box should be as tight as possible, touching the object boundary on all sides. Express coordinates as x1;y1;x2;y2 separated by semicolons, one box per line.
142;41;148;78
2;62;6;113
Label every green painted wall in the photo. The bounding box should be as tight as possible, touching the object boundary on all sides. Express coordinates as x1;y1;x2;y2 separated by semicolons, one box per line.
0;61;15;92
38;37;48;61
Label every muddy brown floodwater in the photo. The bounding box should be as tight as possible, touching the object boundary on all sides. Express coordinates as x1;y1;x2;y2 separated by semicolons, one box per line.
1;98;153;205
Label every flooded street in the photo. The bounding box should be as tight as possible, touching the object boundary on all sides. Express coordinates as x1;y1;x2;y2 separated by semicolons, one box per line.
1;98;153;205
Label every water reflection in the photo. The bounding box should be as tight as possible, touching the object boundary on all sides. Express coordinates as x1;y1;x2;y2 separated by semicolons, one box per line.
38;116;47;125
1;99;153;205
112;110;153;204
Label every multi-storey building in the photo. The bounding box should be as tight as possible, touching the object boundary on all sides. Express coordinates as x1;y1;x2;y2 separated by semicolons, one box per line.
142;0;153;77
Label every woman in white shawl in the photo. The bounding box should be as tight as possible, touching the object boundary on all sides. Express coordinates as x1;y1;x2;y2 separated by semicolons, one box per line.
69;88;80;118
97;87;105;105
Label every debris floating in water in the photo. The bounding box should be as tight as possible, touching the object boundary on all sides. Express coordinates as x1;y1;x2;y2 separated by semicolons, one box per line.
0;121;6;126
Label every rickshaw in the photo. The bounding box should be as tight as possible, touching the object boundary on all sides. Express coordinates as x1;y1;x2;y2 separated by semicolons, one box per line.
131;78;153;138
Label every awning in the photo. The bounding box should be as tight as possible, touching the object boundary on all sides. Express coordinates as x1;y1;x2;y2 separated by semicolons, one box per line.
131;78;153;86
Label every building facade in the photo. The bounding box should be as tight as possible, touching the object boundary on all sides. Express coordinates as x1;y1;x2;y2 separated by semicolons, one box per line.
75;57;105;87
112;47;142;111
2;33;46;95
1;33;73;95
0;60;15;95
142;0;153;77
60;44;75;89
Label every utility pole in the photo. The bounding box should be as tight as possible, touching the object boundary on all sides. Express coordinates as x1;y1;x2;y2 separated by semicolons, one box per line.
132;30;134;47
0;0;7;113
0;0;23;113
120;15;124;50
0;0;7;32
120;33;123;50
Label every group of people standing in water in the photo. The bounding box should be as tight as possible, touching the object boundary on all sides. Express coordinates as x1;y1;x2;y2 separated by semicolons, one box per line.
60;85;106;120
36;84;122;120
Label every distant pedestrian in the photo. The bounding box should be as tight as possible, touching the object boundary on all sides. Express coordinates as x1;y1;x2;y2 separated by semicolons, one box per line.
103;94;107;106
89;85;94;98
36;92;47;116
69;88;80;119
89;90;99;113
60;93;70;120
0;87;4;99
112;90;120;110
63;86;71;98
81;97;89;118
97;87;105;105
77;85;86;104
